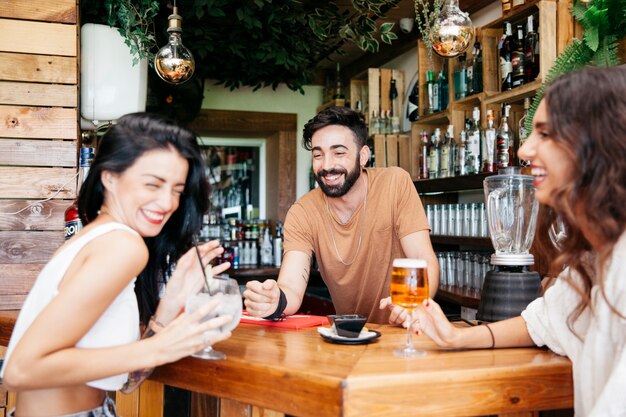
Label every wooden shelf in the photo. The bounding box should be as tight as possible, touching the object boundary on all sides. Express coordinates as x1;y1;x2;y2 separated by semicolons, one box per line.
484;79;543;106
486;0;541;29
430;235;493;249
414;173;493;193
436;285;481;309
451;92;487;109
415;109;450;124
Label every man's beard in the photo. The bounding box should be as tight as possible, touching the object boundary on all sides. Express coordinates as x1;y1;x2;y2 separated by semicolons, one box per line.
314;158;361;198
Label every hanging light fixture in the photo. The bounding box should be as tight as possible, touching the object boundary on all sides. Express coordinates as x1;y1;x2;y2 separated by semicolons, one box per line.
430;0;474;58
154;1;195;84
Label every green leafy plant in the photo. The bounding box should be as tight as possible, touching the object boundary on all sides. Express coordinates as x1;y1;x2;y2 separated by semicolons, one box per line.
414;0;444;71
525;0;626;132
81;0;402;93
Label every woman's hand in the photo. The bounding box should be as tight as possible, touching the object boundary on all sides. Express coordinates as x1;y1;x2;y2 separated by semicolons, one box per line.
411;298;459;349
157;240;231;325
151;298;232;364
379;297;412;328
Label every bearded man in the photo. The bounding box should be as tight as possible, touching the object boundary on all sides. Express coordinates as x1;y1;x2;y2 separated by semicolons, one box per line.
243;107;438;324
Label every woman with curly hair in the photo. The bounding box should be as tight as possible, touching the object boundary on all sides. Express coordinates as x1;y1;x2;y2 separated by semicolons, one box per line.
404;66;626;416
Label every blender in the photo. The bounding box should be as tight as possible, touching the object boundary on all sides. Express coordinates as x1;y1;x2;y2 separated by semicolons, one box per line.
477;167;541;322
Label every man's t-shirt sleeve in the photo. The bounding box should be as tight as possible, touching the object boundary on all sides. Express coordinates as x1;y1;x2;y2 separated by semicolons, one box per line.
393;168;430;239
283;202;314;256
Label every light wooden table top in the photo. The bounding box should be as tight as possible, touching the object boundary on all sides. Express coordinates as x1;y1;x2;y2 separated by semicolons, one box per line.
151;322;573;417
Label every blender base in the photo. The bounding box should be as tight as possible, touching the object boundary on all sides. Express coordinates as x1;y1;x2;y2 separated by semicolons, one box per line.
477;268;542;322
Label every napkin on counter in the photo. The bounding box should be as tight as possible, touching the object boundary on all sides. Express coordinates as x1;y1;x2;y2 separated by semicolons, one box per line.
240;311;329;329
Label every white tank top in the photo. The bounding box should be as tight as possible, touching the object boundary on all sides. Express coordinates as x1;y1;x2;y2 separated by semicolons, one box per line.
1;222;141;391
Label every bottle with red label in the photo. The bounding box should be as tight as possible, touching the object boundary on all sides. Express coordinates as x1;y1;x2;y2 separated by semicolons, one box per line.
64;147;94;240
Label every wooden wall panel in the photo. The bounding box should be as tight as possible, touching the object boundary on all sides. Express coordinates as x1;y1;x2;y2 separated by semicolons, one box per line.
0;231;63;264
0;167;76;199
0;53;77;84
0;19;77;57
0;1;78;310
0;0;76;24
0;82;77;107
0;106;78;139
0;200;70;231
0;139;77;167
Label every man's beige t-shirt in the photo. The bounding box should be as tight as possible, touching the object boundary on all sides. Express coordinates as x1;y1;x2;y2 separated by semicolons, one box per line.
283;167;430;323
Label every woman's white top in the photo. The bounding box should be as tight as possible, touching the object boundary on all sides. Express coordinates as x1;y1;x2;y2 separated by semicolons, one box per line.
1;222;141;391
522;231;626;417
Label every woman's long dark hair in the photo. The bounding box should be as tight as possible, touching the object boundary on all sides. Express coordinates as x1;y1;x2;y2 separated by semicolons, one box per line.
537;66;626;328
78;113;209;324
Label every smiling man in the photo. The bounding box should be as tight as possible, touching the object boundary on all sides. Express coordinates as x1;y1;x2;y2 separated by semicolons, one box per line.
243;106;439;324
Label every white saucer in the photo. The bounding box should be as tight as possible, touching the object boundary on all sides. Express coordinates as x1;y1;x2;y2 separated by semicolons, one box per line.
317;326;381;345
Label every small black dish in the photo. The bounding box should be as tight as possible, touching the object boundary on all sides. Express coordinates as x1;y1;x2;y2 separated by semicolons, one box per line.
318;328;381;345
327;314;367;338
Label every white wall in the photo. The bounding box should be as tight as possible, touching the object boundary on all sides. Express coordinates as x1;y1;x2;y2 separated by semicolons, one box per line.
201;82;323;199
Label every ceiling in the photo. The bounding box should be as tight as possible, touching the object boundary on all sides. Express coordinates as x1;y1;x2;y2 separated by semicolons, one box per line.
324;0;496;80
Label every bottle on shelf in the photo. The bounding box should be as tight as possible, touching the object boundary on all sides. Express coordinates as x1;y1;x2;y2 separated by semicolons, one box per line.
369;110;379;134
454;53;467;100
440;125;451;178
471;40;483;94
428;128;442;179
64;147;95;240
419;131;430;179
389;78;399;117
466;50;474;97
482;109;497;173
465;107;482;174
407;80;419;122
427;70;437;114
496;103;514;169
332;62;345;105
518;97;531;173
449;126;458;177
511;24;526;88
456;130;466;176
438;65;449;111
274;222;283;267
524;14;540;82
499;22;515;91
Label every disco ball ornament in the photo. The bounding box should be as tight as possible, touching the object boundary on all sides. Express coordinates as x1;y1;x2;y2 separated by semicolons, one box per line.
430;0;474;58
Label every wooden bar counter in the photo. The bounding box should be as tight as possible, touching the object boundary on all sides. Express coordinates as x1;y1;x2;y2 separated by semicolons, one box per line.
151;322;573;417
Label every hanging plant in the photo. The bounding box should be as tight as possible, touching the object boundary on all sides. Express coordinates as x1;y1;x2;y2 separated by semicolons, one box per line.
414;0;444;71
525;0;626;132
80;0;402;93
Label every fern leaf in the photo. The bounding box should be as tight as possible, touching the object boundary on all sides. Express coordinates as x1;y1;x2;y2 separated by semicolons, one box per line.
592;35;620;67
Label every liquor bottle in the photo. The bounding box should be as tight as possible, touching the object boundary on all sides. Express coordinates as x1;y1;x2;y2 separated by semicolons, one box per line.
427;70;437;114
440;126;451;178
496;103;514;169
511;24;526;88
428;128;441;179
524;14;540;82
419;131;430;179
439;65;449;110
261;227;274;265
518;97;531;173
369;110;379;134
332;62;345;105
274;222;283;267
472;41;483;94
64;147;95;240
389;78;399;117
465;108;481;174
499;22;515;91
407;80;419;122
454;53;467;100
449;127;458;177
457;130;467;176
482;110;497;173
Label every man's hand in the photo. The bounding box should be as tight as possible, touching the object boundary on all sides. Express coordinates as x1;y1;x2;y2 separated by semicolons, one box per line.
379;297;412;328
243;279;281;318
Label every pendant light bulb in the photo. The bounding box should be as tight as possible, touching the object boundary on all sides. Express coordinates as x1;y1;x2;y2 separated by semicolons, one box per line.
430;0;474;58
154;6;195;84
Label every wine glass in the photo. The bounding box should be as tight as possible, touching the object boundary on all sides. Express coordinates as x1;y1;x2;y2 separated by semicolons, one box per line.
390;258;429;357
185;275;242;360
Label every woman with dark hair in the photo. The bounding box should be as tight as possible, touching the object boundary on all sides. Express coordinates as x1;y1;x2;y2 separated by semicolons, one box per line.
407;66;626;416
1;113;232;416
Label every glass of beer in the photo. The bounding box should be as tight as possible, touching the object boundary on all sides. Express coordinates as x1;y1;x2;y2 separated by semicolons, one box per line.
390;258;429;357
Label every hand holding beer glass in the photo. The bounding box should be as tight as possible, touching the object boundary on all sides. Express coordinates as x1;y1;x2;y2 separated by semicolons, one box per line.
390;258;429;357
